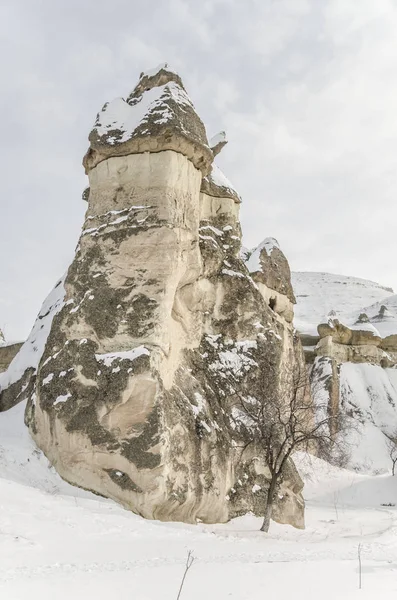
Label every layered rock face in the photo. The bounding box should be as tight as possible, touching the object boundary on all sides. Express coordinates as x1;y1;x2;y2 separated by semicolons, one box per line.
0;65;305;526
293;272;397;473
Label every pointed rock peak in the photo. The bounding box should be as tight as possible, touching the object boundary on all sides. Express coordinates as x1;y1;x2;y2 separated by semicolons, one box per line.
326;310;338;327
140;62;179;79
374;304;395;321
210;131;228;157
84;64;213;175
246;238;281;271
244;237;295;304
129;63;185;101
356;312;370;323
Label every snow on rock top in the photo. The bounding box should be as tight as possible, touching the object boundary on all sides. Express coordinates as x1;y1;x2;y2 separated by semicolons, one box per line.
95;346;150;367
85;65;212;174
210;165;239;195
202;163;241;201
94;81;194;146
0;276;66;391
139;62;178;79
209;131;228;157
349;321;381;336
246;238;280;273
210;131;227;148
292;272;395;336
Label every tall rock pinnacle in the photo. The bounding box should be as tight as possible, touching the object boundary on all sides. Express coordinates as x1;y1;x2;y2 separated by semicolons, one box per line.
1;65;305;527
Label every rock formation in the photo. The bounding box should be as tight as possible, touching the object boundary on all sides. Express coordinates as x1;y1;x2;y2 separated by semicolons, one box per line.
244;238;295;323
292;272;397;473
0;64;306;527
0;343;23;376
0;328;23;378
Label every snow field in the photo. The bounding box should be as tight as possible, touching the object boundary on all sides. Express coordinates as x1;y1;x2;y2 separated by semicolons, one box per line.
0;405;396;598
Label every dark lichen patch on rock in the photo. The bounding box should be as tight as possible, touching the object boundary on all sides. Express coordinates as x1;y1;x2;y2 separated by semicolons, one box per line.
67;245;107;289
66;403;117;447
126;294;158;338
105;469;143;492
120;407;161;469
83;286;129;339
100;216;167;245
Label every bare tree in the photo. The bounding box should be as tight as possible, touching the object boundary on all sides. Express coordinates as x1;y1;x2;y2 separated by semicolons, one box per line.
386;432;397;476
176;550;195;600
231;356;350;533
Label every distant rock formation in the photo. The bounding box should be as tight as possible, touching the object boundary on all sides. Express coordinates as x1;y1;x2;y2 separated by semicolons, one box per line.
292;272;397;473
0;64;306;527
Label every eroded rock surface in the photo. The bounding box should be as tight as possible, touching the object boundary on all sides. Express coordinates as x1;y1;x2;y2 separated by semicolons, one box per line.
1;65;305;527
244;238;295;323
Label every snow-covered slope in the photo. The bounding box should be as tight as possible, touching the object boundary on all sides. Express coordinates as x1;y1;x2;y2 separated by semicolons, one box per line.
0;379;396;597
0;276;65;392
292;271;395;336
350;294;397;338
339;363;397;473
0;417;396;599
0;400;96;498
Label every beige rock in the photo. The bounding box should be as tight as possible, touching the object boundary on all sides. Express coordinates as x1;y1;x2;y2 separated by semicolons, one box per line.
0;343;23;374
2;67;306;529
318;320;382;347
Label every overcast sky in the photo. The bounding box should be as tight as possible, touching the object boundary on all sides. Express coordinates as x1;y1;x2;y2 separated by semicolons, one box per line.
1;0;397;341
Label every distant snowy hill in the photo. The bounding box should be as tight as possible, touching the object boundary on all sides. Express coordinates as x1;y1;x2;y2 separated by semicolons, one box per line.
292;272;395;336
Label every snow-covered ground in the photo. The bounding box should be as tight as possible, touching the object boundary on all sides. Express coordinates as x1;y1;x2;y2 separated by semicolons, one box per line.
0;403;397;598
292;271;395;335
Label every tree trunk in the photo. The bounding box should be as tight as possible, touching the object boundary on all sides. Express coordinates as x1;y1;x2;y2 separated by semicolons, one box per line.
260;475;278;532
393;460;396;476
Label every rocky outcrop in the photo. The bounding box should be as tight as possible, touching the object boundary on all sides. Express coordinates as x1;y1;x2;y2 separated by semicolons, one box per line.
244;239;295;323
316;317;397;366
293;274;397;473
0;65;305;527
0;343;23;374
